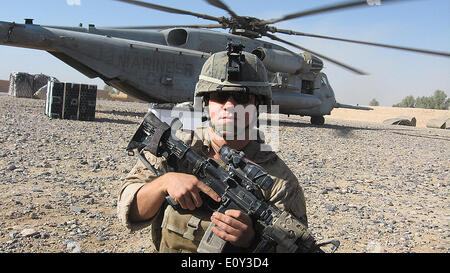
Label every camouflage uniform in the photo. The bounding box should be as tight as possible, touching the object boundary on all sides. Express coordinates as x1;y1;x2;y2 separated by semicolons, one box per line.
117;127;308;253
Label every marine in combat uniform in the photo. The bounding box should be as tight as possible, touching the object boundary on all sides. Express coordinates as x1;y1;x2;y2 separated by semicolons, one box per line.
117;48;308;253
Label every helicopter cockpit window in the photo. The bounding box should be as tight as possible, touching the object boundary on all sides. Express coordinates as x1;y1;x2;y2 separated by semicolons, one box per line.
301;80;314;95
167;29;188;46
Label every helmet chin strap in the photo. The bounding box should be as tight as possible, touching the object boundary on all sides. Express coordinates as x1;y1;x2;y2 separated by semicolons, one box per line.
208;113;258;142
209;121;249;139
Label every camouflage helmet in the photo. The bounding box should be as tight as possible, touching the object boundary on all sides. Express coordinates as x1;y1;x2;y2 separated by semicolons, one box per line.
194;49;272;108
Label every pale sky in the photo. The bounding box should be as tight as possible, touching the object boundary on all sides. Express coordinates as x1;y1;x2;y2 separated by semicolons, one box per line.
1;0;449;106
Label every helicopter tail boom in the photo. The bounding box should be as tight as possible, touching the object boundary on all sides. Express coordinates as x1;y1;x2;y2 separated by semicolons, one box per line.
0;21;60;51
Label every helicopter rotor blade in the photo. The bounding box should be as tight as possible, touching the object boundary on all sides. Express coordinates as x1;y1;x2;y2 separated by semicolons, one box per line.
265;33;368;75
204;0;239;18
115;0;220;22
272;28;450;58
103;24;224;30
261;0;408;25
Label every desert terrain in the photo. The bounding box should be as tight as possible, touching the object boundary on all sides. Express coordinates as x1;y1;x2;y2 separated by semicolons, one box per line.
0;93;448;253
330;106;449;128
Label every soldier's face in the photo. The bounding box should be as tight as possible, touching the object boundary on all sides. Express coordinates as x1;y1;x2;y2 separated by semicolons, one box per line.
208;93;257;140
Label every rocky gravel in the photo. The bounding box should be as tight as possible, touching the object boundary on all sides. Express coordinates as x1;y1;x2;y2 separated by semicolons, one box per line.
0;94;448;253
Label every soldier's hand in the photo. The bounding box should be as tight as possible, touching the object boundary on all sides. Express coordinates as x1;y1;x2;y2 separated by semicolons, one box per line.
164;172;221;210
210;210;255;248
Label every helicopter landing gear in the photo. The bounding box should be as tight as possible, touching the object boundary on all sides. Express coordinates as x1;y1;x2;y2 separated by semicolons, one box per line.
310;115;325;125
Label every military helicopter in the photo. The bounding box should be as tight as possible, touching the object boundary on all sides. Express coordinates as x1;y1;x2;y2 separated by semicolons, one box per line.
1;0;449;125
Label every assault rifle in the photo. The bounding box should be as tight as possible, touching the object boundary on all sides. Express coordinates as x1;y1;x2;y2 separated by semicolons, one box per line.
126;112;339;253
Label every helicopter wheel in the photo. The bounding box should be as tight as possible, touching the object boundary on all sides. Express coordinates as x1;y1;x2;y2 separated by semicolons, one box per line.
310;115;325;125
